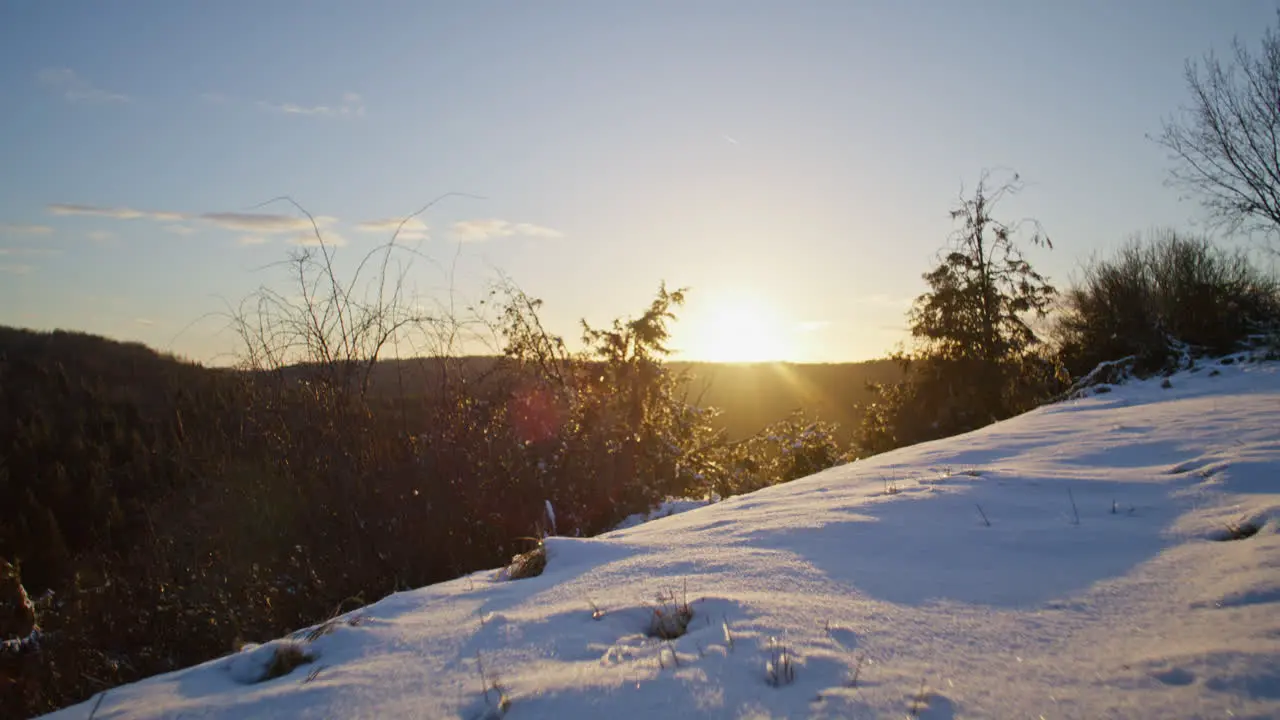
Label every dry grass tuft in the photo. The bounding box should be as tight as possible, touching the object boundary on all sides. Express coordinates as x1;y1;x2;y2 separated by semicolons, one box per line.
646;583;693;640
1213;519;1262;541
259;642;314;682
765;636;795;687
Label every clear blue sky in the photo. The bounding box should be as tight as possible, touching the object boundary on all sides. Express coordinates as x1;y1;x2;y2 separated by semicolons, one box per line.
1;0;1275;363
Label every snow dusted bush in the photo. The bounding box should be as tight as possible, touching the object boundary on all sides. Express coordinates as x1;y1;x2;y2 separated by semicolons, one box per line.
1054;229;1280;378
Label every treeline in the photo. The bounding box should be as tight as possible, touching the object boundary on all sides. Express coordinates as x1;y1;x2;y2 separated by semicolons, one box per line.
326;356;903;443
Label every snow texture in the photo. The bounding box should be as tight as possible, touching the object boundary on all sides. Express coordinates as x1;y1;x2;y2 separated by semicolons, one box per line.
45;360;1280;719
612;497;714;531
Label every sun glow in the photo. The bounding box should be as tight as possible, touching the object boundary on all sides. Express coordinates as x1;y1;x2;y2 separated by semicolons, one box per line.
682;291;793;363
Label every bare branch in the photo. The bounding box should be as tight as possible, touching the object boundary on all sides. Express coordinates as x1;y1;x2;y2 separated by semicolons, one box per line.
1156;14;1280;250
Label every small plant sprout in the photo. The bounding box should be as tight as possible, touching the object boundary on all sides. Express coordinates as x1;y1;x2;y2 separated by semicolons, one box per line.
975;504;991;527
765;636;795;687
1068;487;1081;525
883;476;900;495
587;596;604;620
908;677;930;718
657;640;681;670
1111;499;1118;514
848;653;866;689
723;619;735;652
476;651;510;718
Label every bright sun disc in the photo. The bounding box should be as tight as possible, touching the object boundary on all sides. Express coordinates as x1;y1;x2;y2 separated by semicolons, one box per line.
686;292;790;362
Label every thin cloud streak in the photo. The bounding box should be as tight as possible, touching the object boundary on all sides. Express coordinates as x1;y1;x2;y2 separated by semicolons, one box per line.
47;203;185;221
37;68;129;104
355;217;428;240
257;92;365;118
452;219;563;242
0;248;62;257
199;212;331;233
0;224;54;236
46;203;344;246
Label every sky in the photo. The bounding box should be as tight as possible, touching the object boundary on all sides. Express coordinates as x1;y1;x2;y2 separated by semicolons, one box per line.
1;0;1276;364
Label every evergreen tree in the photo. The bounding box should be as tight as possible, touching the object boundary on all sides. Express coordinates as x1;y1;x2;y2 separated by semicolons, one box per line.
858;172;1063;454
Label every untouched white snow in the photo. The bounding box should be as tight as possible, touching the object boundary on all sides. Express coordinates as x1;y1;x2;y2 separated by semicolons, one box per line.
47;361;1280;719
612;497;715;531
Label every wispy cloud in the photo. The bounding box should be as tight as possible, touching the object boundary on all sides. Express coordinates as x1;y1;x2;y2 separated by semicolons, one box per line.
134;318;156;327
38;68;129;104
452;219;563;242
201;213;342;246
87;230;116;245
199;212;326;233
0;247;61;258
47;203;185;221
47;203;346;246
0;223;53;236
355;217;428;240
0;263;34;275
258;92;366;118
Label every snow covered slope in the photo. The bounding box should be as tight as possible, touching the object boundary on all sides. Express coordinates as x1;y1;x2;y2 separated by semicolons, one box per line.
48;361;1280;719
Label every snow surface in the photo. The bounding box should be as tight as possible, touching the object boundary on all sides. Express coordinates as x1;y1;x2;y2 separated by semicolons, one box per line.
46;360;1280;719
612;497;714;531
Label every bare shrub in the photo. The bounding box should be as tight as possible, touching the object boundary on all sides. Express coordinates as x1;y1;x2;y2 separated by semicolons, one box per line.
1054;229;1280;377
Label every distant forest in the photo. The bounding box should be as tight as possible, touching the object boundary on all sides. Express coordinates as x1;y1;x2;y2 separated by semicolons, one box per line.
354;357;902;441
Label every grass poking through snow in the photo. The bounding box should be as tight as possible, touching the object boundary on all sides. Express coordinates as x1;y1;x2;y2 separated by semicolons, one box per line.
475;651;510;718
646;581;694;640
1214;519;1262;541
765;636;795;687
259;642;314;683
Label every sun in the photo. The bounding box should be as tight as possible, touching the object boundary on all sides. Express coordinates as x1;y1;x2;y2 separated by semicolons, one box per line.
682;291;791;362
